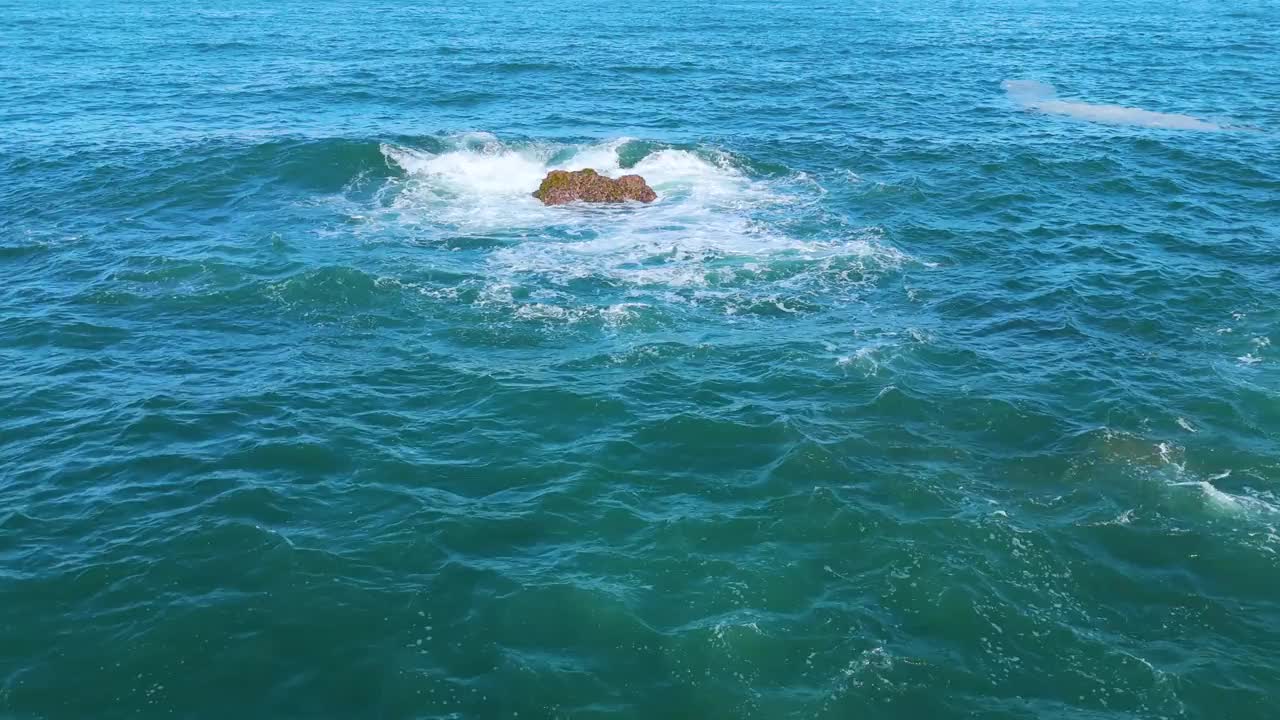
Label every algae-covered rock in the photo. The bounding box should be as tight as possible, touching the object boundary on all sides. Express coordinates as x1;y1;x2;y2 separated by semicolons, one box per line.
532;169;657;205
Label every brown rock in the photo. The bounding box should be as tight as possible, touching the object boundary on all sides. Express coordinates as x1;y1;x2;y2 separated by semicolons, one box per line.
532;169;657;205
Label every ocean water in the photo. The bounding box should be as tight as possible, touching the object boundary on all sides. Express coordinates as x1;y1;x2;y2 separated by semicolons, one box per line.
2;0;1279;717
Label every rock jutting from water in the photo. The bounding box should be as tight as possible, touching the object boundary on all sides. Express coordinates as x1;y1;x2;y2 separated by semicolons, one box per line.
532;169;658;205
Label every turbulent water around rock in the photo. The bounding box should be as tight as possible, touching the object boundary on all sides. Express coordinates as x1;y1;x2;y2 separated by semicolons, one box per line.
2;1;1279;718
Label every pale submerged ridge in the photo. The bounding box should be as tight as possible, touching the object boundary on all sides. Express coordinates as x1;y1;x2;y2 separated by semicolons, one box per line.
1003;79;1225;131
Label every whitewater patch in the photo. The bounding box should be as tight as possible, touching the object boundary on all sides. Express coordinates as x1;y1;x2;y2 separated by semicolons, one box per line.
1170;477;1280;517
1089;429;1280;533
1003;80;1223;131
367;134;905;320
1149;443;1279;519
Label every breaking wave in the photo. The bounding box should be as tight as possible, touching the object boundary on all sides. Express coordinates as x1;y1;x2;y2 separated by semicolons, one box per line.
357;133;906;320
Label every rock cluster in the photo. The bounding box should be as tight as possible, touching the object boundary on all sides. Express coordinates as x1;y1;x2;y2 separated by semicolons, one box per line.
532;169;657;205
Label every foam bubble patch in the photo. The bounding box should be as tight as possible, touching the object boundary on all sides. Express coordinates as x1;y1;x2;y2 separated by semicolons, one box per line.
366;134;906;321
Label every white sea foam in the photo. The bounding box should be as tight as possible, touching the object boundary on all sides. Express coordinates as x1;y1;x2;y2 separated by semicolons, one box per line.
1161;463;1280;517
379;141;550;230
1002;80;1223;131
376;135;903;311
1171;479;1279;516
1087;430;1280;558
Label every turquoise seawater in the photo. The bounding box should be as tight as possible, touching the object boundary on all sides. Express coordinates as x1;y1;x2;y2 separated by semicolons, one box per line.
3;1;1279;717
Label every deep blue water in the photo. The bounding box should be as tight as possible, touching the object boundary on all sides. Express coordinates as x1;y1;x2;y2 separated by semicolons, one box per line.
2;1;1279;718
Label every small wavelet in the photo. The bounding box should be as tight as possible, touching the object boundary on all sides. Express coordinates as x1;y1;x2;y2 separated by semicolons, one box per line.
1002;80;1224;131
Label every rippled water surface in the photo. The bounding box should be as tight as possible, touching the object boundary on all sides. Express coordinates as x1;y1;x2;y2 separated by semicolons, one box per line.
3;1;1279;718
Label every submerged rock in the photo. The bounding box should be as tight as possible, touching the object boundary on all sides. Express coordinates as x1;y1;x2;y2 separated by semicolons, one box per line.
532;169;657;205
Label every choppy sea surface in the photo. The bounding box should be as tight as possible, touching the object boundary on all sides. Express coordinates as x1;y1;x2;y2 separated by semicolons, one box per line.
2;1;1279;718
